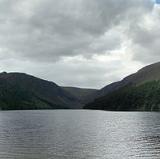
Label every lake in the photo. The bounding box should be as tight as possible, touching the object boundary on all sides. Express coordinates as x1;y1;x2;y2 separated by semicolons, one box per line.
0;110;160;159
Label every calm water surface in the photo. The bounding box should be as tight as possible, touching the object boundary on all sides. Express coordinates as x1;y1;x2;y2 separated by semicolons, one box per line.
0;110;160;159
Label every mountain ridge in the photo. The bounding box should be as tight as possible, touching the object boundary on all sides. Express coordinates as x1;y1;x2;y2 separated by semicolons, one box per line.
1;62;160;111
62;86;98;104
84;62;160;111
0;72;82;110
87;62;160;102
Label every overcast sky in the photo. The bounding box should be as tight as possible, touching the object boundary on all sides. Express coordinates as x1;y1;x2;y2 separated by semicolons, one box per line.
0;0;160;88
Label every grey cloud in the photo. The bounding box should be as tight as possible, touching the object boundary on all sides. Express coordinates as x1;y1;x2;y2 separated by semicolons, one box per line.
0;0;154;62
0;55;143;88
125;6;160;64
0;0;158;88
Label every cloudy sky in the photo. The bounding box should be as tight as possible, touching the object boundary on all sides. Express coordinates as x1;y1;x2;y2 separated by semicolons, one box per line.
0;0;160;88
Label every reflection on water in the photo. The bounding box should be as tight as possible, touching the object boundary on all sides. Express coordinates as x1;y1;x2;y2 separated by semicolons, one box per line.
0;110;160;159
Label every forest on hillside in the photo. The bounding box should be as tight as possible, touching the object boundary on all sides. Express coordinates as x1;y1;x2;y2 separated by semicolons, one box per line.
84;81;160;111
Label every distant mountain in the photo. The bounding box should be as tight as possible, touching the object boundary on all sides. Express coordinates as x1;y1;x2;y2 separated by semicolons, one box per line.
89;62;160;100
62;87;97;104
0;72;82;110
84;62;160;111
2;62;160;111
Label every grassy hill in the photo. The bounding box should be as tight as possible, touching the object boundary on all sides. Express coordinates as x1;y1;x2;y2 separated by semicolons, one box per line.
84;81;160;111
0;72;81;110
84;62;160;111
62;87;97;104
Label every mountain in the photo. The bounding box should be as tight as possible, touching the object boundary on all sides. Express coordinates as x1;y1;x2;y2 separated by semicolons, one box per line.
89;62;160;101
84;62;160;111
0;72;82;110
62;87;97;104
2;62;160;111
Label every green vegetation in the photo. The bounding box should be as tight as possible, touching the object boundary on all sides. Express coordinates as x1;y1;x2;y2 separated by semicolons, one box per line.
85;62;160;106
62;87;97;104
0;72;81;110
84;81;160;111
1;62;160;111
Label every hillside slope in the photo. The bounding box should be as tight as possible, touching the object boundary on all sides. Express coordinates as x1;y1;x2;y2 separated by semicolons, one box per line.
62;87;97;104
0;72;81;110
84;81;160;111
84;62;160;111
96;62;160;98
